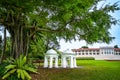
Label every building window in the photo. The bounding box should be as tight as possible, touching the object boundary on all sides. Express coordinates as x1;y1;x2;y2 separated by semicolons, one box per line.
105;52;106;54
101;52;103;54
97;50;99;52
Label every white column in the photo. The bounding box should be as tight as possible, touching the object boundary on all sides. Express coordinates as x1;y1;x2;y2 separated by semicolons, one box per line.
55;57;58;68
108;49;109;54
111;49;112;54
103;49;105;55
73;57;77;68
113;49;114;55
66;57;69;67
49;56;53;68
88;51;89;56
91;50;93;56
61;56;63;67
70;56;74;68
44;56;48;68
106;49;108;55
62;56;67;68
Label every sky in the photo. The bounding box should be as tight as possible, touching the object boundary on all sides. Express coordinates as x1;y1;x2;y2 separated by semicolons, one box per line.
59;0;120;51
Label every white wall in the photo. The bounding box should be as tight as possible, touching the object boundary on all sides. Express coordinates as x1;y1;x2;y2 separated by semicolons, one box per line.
76;55;120;60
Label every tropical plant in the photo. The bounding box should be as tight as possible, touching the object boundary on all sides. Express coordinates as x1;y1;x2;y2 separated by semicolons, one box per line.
0;62;9;79
2;55;37;80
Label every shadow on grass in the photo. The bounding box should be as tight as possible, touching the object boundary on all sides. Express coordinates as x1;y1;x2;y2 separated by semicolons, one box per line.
31;60;120;80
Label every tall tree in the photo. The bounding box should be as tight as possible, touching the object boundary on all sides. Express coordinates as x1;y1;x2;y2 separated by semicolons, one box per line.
0;0;119;59
0;0;41;58
114;45;119;48
81;46;88;48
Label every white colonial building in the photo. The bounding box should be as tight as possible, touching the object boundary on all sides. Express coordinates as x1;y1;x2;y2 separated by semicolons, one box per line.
72;47;120;60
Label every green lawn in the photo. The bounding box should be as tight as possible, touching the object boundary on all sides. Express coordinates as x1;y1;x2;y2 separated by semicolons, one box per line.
31;60;120;80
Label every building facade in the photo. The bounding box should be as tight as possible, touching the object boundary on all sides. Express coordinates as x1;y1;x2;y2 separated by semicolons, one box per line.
72;47;120;60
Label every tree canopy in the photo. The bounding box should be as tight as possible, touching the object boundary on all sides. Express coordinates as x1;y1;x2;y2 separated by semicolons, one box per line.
114;45;119;48
81;46;89;48
0;0;120;59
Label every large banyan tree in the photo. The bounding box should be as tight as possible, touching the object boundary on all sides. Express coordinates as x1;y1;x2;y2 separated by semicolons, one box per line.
0;0;119;59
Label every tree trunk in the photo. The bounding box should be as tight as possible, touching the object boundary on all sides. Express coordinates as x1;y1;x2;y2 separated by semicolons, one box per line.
25;35;29;57
5;13;30;59
0;27;6;63
10;25;29;59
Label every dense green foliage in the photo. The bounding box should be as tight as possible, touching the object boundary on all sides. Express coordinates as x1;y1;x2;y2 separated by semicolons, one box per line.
114;45;119;48
0;62;8;79
31;60;120;80
81;46;89;48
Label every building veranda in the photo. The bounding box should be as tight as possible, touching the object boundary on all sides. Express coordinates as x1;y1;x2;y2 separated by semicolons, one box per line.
72;47;120;60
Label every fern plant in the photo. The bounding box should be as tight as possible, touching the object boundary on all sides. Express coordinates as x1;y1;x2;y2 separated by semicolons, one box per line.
2;55;37;80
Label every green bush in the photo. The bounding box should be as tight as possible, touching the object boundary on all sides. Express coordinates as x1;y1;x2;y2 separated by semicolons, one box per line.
0;62;9;79
76;57;95;60
2;55;37;80
7;73;19;80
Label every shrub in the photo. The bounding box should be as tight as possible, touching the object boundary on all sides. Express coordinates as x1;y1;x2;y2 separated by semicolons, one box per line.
76;57;95;60
0;62;9;79
2;55;37;80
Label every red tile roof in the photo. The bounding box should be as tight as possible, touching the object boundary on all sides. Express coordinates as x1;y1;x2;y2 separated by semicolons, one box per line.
114;48;120;50
72;48;99;52
72;48;120;52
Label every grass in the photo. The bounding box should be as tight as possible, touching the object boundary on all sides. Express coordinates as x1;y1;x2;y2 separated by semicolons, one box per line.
31;60;120;80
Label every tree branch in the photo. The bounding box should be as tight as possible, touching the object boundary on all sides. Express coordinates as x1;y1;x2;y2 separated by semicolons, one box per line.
28;27;65;38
